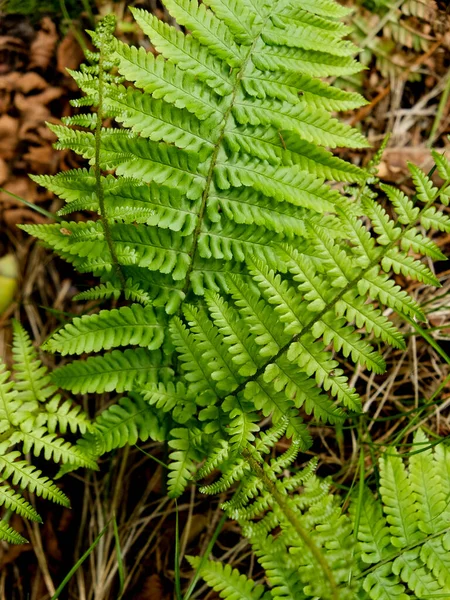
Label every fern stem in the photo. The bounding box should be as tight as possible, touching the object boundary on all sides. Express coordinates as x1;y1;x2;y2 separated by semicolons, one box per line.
95;30;126;290
242;448;340;600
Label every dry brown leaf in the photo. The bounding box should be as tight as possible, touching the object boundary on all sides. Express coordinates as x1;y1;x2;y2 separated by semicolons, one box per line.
0;177;37;206
17;71;48;94
0;36;27;74
15;88;63;142
23;145;57;174
29;17;58;70
57;31;85;73
378;147;435;181
0;72;19;88
3;207;47;227
0;158;9;186
134;574;167;600
0;114;19;159
0;71;20;113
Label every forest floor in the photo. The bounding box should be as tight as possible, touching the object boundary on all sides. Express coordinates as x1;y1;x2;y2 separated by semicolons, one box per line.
0;1;450;599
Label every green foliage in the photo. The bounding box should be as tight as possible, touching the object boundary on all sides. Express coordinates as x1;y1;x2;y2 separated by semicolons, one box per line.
355;430;450;599
20;0;450;502
194;429;450;599
187;556;271;599
0;321;92;543
16;5;450;597
3;0;92;17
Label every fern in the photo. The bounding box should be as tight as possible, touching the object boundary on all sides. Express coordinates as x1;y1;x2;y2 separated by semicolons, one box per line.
357;430;450;599
16;5;450;595
193;429;450;600
20;0;450;498
187;557;271;599
0;321;92;543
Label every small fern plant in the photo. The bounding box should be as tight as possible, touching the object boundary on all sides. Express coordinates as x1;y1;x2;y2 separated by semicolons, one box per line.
190;428;450;599
0;321;92;544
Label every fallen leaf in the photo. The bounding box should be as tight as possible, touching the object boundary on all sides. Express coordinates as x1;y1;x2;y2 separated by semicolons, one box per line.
0;114;19;159
3;207;47;227
378;147;435;181
17;71;48;94
0;35;27;73
0;72;20;112
0;158;8;185
23;144;57;174
57;31;85;73
0;177;37;205
29;17;58;70
15;88;62;146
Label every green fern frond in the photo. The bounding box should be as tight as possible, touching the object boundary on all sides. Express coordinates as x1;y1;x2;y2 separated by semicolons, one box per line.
0;520;27;545
195;430;450;599
353;431;450;598
43;305;166;355
0;484;41;523
12;320;57;404
0;322;90;542
52;348;173;394
90;394;167;455
187;557;271;600
0;448;70;506
18;5;450;585
167;428;200;498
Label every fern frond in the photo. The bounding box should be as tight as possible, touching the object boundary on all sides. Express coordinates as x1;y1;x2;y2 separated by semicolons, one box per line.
0;520;27;545
379;447;422;548
0;448;70;506
187;557;270;600
52;349;173;394
91;394;167;455
362;564;408;600
0;484;41;523
20;4;450;578
351;487;393;564
114;42;223;120
43;305;166;355
40;395;91;434
11;320;57;404
16;426;96;468
167;428;200;498
409;430;448;534
0;323;91;539
131;7;234;95
205;291;259;376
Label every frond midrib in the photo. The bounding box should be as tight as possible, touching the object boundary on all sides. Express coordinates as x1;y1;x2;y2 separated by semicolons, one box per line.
181;6;284;297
